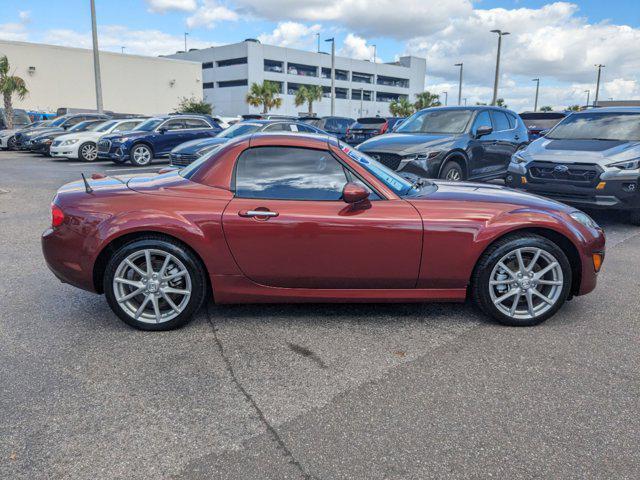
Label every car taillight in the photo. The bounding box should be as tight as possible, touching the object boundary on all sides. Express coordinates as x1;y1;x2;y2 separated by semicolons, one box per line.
346;127;351;136
51;203;65;227
379;122;388;134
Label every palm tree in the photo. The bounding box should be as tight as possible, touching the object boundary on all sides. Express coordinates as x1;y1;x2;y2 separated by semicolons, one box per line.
540;105;553;112
0;56;28;129
294;85;323;115
566;105;581;112
389;97;415;117
245;81;282;114
414;91;441;110
496;98;508;108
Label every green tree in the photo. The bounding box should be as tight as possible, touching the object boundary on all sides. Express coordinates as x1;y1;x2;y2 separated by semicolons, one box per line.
0;55;28;129
246;81;282;114
496;98;508;108
414;91;441;110
294;85;323;115
566;105;581;111
175;96;212;114
475;102;487;106
540;105;554;112
389;97;415;117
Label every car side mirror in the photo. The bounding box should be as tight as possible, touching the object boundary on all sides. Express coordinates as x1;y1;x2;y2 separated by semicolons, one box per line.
342;182;370;204
475;125;493;138
158;127;167;134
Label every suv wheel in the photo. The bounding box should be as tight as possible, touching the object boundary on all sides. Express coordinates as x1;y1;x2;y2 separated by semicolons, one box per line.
629;210;640;226
79;142;98;162
471;234;571;326
130;144;153;166
7;136;17;150
440;160;465;181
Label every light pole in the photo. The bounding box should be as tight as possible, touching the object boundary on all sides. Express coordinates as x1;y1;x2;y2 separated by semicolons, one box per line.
490;29;510;106
325;38;336;115
90;0;103;113
184;32;189;52
532;78;540;111
594;64;605;107
316;33;320;53
584;89;590;109
463;98;468;106
441;91;448;106
372;44;377;63
121;46;125;54
454;62;463;106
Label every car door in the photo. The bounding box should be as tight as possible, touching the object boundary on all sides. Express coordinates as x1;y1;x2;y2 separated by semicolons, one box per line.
468;110;501;178
222;145;423;289
489;110;519;174
156;118;188;154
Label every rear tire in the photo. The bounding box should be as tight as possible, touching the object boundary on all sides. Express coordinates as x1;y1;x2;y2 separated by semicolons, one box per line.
103;237;208;331
79;142;98;162
471;234;572;326
440;160;465;181
628;210;640;226
7;136;16;150
130;143;153;166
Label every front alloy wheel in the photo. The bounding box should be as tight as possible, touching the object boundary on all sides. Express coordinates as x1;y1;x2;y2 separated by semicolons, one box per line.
130;144;153;166
79;142;98;162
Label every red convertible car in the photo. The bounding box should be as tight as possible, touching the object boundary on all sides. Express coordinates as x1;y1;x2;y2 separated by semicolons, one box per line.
42;133;605;330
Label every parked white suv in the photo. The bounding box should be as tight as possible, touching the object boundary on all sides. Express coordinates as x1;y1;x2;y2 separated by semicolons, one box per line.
50;118;145;161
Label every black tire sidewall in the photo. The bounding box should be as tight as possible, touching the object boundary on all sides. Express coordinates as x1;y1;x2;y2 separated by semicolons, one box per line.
473;235;572;326
130;144;152;166
440;160;465;181
103;238;207;331
79;142;96;162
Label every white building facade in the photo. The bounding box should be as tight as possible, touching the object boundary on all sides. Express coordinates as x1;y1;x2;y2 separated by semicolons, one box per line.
168;41;426;118
0;40;203;115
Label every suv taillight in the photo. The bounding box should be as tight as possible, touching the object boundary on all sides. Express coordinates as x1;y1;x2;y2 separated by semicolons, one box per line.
51;203;65;227
379;122;389;134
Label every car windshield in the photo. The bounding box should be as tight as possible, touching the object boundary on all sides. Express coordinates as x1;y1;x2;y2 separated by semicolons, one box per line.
397;109;473;134
134;118;164;131
68;121;98;132
546;112;640;141
50;116;69;127
339;142;414;196
216;122;262;138
93;120;118;132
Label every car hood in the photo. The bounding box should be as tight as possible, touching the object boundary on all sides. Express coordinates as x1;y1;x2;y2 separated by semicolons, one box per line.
358;133;458;155
409;180;573;213
521;137;640;166
172;137;229;155
56;131;102;142
101;130;150;141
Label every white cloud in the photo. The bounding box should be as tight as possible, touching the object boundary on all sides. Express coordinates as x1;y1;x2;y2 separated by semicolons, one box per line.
258;22;321;49
339;34;375;61
19;11;31;22
186;1;239;29
0;11;31;42
145;0;197;13
44;25;214;57
235;0;473;39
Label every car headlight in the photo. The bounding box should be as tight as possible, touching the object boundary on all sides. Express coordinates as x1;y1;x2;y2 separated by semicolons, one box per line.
511;150;529;164
607;158;640;170
570;211;599;230
61;139;79;146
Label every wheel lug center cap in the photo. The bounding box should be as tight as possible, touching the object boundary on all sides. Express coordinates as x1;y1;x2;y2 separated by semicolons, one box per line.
147;281;159;293
520;278;531;289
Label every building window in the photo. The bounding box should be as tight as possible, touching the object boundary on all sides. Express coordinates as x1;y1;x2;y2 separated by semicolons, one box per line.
216;57;248;67
321;68;349;81
352;89;372;101
377;75;409;88
322;86;348;99
202;62;213;69
376;92;407;102
287;62;318;77
352;72;373;84
218;79;248;88
203;82;214;89
264;59;284;73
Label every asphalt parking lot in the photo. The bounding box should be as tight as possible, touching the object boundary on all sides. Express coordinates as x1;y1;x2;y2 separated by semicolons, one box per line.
1;150;639;479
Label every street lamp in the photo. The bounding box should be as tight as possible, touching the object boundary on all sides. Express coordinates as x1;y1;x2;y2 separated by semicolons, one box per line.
594;64;605;107
90;0;103;113
441;91;448;106
325;38;336;115
584;89;590;109
454;63;463;106
372;44;377;63
532;78;540;111
121;46;126;54
184;32;189;52
490;29;510;106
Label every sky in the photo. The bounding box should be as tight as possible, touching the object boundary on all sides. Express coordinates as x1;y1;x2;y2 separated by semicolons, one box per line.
1;0;639;111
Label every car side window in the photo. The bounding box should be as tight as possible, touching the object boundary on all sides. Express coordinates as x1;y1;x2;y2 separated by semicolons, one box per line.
296;123;316;133
490;111;511;132
65;117;84;127
506;113;517;129
184;118;210;129
472;111;492;133
163;119;185;131
235;146;348;201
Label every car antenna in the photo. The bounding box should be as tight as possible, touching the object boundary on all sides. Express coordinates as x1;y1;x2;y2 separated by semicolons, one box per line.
81;173;94;194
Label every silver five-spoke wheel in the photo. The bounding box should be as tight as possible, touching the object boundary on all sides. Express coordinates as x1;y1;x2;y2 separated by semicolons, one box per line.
80;143;98;161
489;247;564;321
113;249;192;324
131;145;152;165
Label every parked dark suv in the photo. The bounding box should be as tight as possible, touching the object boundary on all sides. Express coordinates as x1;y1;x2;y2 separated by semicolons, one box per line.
301;116;354;142
345;117;405;145
507;107;640;224
357;106;528;182
97;114;222;166
519;111;567;141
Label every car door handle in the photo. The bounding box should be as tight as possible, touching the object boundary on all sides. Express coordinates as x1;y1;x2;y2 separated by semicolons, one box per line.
238;210;279;218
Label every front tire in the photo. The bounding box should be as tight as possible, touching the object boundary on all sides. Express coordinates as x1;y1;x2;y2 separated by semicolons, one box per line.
79;142;98;162
130;143;153;166
628;210;640;226
7;136;16;150
103;237;207;331
471;234;572;326
440;160;465;181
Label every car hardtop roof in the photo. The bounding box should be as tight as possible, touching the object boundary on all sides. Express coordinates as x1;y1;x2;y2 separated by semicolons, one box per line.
572;107;640;114
248;131;332;144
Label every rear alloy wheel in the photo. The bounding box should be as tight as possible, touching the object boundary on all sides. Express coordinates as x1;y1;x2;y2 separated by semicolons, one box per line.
7;136;17;150
440;160;465;181
472;235;571;326
79;142;98;162
130;144;153;166
104;238;207;330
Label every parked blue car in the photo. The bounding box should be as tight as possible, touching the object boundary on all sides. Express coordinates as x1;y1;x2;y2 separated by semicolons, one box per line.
97;114;222;166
